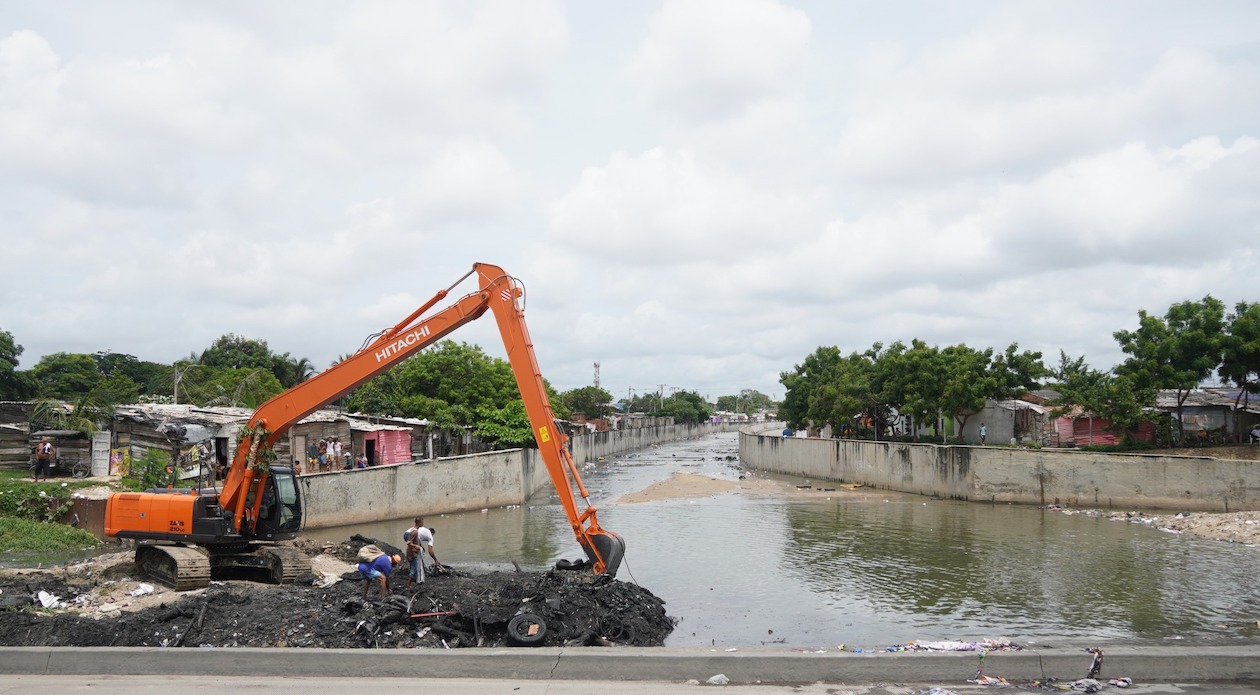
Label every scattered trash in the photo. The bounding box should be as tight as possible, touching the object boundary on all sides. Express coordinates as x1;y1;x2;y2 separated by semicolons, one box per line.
37;591;61;608
904;638;1020;652
1071;678;1102;693
313;572;340;589
1109;677;1133;688
129;583;155;597
706;674;729;685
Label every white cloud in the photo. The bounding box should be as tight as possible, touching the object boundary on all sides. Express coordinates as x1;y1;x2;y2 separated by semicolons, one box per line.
2;1;1259;401
548;147;816;266
629;0;810;123
402;140;520;226
833;19;1260;187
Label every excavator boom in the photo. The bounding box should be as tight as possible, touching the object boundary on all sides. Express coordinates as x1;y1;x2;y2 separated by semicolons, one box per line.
218;263;624;575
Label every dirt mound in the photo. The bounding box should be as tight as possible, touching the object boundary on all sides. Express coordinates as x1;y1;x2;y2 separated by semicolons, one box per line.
0;538;674;649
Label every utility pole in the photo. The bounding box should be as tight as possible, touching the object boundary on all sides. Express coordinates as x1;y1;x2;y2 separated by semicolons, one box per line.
593;362;600;388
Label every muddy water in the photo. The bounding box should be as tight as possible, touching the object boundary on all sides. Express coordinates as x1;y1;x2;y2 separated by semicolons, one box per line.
304;432;1260;649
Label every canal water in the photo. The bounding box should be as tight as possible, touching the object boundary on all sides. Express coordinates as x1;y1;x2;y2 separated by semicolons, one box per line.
303;432;1260;649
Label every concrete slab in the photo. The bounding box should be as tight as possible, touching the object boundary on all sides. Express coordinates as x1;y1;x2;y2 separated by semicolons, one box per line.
2;644;1259;685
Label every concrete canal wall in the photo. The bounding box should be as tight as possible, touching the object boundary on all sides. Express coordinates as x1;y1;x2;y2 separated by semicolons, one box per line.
302;422;737;527
740;425;1260;512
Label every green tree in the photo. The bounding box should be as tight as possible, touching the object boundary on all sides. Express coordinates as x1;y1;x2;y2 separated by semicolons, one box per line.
343;369;404;415
172;363;284;408
937;343;998;435
779;346;844;431
991;344;1048;400
94;373;141;405
1048;351;1104;415
623;391;663;414
1049;351;1153;443
1114;295;1226;432
198;334;276;371
93;351;173;397
780;344;899;436
820;349;878;435
880;340;946;439
1220;301;1260;409
660;390;712;424
393;341;517;412
342;340;565;440
473;400;535;448
274;353;316;388
0;329;34;399
561;385;614;419
30;352;103;400
718;389;774;415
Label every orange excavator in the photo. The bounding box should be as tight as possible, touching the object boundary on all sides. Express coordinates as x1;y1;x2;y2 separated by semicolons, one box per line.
105;263;626;590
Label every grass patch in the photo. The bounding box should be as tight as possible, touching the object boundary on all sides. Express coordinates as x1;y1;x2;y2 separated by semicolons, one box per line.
0;517;100;552
0;478;77;522
0;468;101;490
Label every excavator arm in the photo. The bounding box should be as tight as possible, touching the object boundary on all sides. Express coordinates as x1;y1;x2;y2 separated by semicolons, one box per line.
225;262;624;576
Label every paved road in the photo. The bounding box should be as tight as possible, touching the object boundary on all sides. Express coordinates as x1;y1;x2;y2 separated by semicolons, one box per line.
2;676;1260;695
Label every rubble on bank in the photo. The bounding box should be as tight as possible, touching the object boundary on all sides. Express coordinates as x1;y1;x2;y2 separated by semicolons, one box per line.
1047;507;1260;546
0;536;675;649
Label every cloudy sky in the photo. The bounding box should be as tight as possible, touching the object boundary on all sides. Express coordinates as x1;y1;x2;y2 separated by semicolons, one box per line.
2;1;1258;404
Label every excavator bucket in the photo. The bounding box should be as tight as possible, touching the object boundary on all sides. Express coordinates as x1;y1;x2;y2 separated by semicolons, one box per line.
582;529;626;578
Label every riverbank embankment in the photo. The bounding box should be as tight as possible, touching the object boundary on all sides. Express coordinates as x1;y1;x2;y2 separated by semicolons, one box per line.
297;422;736;527
740;425;1260;512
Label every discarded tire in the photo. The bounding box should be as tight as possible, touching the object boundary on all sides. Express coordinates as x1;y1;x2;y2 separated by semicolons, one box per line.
597;615;631;642
554;558;588;571
506;613;547;647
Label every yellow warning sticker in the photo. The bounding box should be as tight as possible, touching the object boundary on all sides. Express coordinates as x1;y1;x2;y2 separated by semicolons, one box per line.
539;426;551;443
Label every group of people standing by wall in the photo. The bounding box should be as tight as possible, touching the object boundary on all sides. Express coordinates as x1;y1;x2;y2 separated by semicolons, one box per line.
296;436;368;474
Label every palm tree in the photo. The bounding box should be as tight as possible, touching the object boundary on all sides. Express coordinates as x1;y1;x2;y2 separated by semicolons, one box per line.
30;390;113;436
274;354;317;388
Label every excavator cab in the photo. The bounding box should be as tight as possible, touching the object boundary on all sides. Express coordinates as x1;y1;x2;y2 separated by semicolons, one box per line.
241;466;303;540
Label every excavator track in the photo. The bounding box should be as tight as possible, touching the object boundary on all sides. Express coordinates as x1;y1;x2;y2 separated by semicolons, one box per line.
260;545;312;584
136;545;211;591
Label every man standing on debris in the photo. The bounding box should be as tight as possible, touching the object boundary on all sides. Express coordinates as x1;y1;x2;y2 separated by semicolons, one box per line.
33;437;55;482
356;546;400;599
404;516;442;589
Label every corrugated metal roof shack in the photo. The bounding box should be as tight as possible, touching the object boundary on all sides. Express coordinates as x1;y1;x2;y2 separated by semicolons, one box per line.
288;411;429;470
0;401;96;473
112;404;250;479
